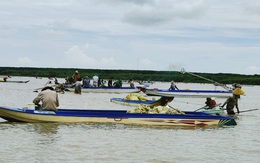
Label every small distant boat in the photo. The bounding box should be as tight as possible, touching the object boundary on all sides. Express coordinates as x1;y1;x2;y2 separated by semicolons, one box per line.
0;106;236;127
0;80;30;83
65;86;141;94
137;87;232;98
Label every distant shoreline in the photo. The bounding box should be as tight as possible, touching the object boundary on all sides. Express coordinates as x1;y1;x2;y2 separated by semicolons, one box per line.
1;67;260;85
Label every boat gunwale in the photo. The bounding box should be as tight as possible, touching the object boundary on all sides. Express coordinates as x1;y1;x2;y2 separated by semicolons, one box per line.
146;89;232;93
0;106;234;120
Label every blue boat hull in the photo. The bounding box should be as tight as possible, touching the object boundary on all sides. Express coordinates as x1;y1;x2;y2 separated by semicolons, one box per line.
139;87;232;98
65;86;140;93
0;106;236;127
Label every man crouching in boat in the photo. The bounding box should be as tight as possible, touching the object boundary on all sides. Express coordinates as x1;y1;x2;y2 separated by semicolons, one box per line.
2;76;10;82
204;97;217;109
33;86;59;111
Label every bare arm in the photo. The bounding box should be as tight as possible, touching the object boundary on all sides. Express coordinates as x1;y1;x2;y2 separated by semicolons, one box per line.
56;94;59;107
235;100;239;113
33;93;41;105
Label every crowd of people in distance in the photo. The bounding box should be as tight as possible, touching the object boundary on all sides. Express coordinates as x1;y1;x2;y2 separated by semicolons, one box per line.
32;74;245;116
64;70;134;94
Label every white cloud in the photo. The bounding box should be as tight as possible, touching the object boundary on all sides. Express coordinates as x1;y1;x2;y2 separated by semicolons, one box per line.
100;57;117;67
64;45;98;67
0;0;259;74
17;57;34;66
64;45;118;69
245;66;260;75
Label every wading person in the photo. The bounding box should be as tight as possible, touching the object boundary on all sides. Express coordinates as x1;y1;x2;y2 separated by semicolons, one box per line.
221;88;244;115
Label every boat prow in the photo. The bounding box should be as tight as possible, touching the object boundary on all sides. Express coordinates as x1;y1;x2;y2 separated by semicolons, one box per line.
0;80;30;83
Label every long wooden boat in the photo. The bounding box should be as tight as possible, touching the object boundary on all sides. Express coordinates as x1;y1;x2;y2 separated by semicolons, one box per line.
111;98;226;115
138;87;232;98
65;86;141;93
0;106;236;127
0;80;29;83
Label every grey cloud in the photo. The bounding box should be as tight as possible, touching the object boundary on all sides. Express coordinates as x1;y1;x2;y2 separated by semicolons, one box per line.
94;0;153;6
122;0;206;26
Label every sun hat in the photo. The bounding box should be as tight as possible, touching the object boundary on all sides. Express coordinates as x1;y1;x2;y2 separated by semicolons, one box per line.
232;88;245;95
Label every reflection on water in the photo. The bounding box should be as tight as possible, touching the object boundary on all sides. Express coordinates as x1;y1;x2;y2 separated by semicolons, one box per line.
32;123;59;135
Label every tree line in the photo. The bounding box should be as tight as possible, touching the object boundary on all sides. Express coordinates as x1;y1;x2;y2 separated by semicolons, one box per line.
1;67;260;85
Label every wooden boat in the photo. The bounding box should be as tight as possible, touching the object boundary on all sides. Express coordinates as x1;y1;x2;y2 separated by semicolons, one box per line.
0;106;236;127
65;86;141;94
137;87;232;98
195;106;226;115
0;80;29;83
111;98;226;115
111;93;174;107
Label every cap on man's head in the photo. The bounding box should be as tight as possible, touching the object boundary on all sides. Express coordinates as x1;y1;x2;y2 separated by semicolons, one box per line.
75;70;79;73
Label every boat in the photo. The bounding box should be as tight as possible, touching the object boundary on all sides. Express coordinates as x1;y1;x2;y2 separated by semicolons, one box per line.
0;80;30;83
65;86;141;94
111;93;174;107
137;81;153;87
137;87;232;98
0;106;236;127
195;106;226;115
111;97;226;115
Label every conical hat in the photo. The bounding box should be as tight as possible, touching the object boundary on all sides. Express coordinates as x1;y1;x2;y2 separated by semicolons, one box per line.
232;88;245;95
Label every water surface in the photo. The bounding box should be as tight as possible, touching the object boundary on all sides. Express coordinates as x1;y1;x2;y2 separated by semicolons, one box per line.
0;77;259;162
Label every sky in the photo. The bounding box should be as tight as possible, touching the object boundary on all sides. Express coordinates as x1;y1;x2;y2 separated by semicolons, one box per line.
0;0;260;75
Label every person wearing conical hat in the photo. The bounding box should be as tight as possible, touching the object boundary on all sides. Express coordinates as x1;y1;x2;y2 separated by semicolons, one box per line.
221;88;244;115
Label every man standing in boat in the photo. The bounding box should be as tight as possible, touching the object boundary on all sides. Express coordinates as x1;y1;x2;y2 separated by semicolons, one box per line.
93;73;99;87
33;86;59;111
72;70;80;83
169;80;179;90
128;79;134;88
